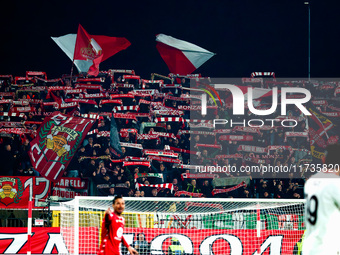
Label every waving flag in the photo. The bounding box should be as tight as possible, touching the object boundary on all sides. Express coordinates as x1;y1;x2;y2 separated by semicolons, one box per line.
217;85;276;107
74;25;104;76
51;34;92;73
156;34;215;75
307;102;340;162
52;25;131;76
224;85;274;99
29;112;95;182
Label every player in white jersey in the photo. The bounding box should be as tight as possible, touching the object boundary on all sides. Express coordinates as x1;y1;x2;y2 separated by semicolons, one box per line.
303;144;340;255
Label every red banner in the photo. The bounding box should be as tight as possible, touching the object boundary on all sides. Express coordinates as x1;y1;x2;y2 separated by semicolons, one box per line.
215;154;244;159
0;227;98;254
143;149;178;157
196;143;222;149
123;161;151;167
148;155;182;164
284;131;309;142
79;92;108;99
322;111;340;117
137;133;160;140
113;113;137;120
99;99;123;106
212;181;247;196
0;227;303;255
75;84;104;91
150;131;177;139
0;177;49;208
10;106;36;113
233;126;261;134
52;177;89;199
174;190;204;197
123;228;303;255
29;112;95;182
136;183;173;192
110;94;135;99
65;98;97;105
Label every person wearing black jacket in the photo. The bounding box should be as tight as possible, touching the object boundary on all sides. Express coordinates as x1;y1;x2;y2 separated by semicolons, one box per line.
1;144;16;176
201;180;213;198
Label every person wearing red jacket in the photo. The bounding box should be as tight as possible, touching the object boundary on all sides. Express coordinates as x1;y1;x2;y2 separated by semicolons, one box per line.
98;195;138;255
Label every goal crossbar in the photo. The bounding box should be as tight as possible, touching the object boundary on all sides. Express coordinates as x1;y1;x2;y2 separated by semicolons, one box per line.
59;196;305;255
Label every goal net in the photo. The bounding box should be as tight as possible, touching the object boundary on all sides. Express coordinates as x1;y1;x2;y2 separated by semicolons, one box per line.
59;197;305;255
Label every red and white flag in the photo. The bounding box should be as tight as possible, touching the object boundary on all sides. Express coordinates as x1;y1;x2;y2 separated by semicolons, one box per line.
74;25;104;76
156;34;215;75
219;85;275;101
53;25;130;76
29;112;95;182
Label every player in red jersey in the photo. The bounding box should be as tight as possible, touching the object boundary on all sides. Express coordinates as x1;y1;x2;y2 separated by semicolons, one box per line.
98;195;138;255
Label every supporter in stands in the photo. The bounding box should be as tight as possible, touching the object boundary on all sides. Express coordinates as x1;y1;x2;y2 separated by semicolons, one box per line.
186;179;201;197
1;144;16;176
134;233;149;255
0;105;4;120
16;165;26;176
110;168;120;184
120;166;133;185
240;188;252;198
261;191;270;198
94;166;110;184
171;178;181;194
256;132;267;147
98;118;109;131
275;131;285;145
82;159;97;178
127;189;135;197
288;137;299;149
84;136;95;155
18;139;31;171
148;188;156;198
257;180;269;198
26;91;36;99
108;186;115;196
274;184;285;198
116;173;127;186
140;190;145;197
201;180;213;198
152;163;170;184
1;71;338;200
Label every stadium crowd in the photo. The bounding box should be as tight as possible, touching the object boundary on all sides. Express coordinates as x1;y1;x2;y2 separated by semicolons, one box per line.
0;71;339;199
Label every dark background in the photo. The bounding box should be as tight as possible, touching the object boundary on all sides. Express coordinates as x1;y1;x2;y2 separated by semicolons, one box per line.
0;0;339;79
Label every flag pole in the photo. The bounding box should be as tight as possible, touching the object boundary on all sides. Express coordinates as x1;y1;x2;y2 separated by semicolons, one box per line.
70;58;75;86
70;24;79;85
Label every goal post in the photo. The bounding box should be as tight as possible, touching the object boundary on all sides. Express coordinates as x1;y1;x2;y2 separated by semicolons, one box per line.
59;197;305;255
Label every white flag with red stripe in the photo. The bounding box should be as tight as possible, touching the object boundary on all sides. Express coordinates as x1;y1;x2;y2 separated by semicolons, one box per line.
230;85;274;100
156;34;215;75
51;34;93;73
219;85;276;109
52;26;130;76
